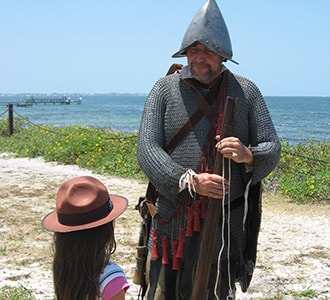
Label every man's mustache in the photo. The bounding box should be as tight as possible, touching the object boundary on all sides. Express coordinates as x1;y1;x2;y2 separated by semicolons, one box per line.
191;62;211;68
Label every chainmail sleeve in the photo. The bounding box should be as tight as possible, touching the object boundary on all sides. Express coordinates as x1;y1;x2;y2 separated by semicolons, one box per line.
230;74;281;185
137;74;195;202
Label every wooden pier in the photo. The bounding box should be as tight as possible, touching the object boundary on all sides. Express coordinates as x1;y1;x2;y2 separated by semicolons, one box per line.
16;96;82;107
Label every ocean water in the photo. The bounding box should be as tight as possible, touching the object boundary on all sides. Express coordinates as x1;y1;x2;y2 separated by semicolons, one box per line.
0;94;329;145
265;96;329;144
0;94;145;133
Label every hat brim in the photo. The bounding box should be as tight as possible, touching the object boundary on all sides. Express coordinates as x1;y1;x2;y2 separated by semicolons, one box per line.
172;43;239;65
42;194;128;233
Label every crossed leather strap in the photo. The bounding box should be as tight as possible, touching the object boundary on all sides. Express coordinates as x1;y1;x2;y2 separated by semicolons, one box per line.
145;65;230;221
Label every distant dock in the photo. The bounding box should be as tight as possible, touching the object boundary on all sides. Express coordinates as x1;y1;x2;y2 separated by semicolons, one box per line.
15;96;82;107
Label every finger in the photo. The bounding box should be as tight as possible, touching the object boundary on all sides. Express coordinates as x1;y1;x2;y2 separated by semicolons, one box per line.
208;189;227;199
211;175;229;186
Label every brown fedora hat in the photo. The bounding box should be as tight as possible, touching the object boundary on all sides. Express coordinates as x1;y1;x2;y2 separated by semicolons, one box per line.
42;176;128;232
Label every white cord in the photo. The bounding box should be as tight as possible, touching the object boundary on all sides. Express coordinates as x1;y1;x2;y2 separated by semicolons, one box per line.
214;157;234;300
226;160;234;300
243;178;252;232
179;169;197;198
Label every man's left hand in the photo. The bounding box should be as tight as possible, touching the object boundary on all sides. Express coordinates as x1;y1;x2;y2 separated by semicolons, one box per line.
215;136;253;166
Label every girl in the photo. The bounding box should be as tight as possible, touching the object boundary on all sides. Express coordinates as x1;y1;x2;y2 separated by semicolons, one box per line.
42;176;129;300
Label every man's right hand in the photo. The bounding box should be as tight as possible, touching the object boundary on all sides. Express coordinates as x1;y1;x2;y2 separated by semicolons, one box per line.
192;173;228;199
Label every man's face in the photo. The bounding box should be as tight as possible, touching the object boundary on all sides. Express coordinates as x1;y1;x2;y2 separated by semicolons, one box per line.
187;43;224;85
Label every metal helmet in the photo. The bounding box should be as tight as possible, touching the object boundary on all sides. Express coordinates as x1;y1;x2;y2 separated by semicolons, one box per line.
172;0;238;64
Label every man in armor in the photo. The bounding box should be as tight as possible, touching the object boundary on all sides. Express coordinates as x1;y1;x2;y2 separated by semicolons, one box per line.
137;0;281;299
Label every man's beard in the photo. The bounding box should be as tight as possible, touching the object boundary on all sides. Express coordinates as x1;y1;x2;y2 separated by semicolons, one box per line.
190;62;222;83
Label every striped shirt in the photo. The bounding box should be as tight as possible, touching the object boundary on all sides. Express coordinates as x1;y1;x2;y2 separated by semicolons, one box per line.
100;261;129;299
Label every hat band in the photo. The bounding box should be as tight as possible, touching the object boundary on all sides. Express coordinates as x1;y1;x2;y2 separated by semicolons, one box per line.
58;200;113;226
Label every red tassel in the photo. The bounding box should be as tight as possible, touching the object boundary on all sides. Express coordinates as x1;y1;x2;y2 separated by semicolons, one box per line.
200;196;207;219
193;200;201;232
151;229;159;258
161;235;169;265
176;228;185;259
171;240;180;270
186;206;193;237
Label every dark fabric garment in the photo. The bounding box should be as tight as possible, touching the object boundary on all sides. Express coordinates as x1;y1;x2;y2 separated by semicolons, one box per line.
145;197;245;299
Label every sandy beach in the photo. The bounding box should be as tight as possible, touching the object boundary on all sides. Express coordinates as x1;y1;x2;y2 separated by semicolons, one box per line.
0;153;329;299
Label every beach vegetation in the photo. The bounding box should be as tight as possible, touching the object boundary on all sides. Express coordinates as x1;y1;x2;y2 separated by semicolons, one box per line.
0;120;141;179
0;119;329;204
0;285;38;300
268;140;329;204
284;289;318;299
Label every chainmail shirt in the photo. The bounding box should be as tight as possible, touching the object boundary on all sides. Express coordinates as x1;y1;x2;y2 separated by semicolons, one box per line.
137;69;281;258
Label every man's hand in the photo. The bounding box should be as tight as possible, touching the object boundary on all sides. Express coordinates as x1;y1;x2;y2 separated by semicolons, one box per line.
215;136;253;166
193;173;228;199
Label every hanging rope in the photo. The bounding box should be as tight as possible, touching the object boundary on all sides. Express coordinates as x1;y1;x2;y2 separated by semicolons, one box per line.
0;108;8;117
9;109;137;141
214;157;234;300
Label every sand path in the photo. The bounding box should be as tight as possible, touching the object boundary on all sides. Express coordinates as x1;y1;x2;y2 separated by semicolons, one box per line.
0;153;329;299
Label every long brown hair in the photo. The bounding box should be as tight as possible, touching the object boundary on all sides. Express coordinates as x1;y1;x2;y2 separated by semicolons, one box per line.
52;222;116;300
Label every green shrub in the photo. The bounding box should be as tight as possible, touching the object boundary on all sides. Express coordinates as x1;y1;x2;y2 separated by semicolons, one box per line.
0;285;37;300
270;140;329;203
0;117;25;136
0;119;329;203
0;121;142;179
284;288;318;299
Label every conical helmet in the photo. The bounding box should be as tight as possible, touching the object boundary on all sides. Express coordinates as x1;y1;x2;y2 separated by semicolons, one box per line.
172;0;237;64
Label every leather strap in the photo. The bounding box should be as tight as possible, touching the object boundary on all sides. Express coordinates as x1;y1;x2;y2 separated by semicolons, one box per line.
167;70;230;154
166;63;183;76
182;81;215;124
145;70;230;205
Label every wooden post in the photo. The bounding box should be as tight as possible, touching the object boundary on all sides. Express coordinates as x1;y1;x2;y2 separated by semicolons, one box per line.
8;104;14;136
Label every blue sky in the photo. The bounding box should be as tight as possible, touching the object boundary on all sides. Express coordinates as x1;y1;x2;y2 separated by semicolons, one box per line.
1;0;329;96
